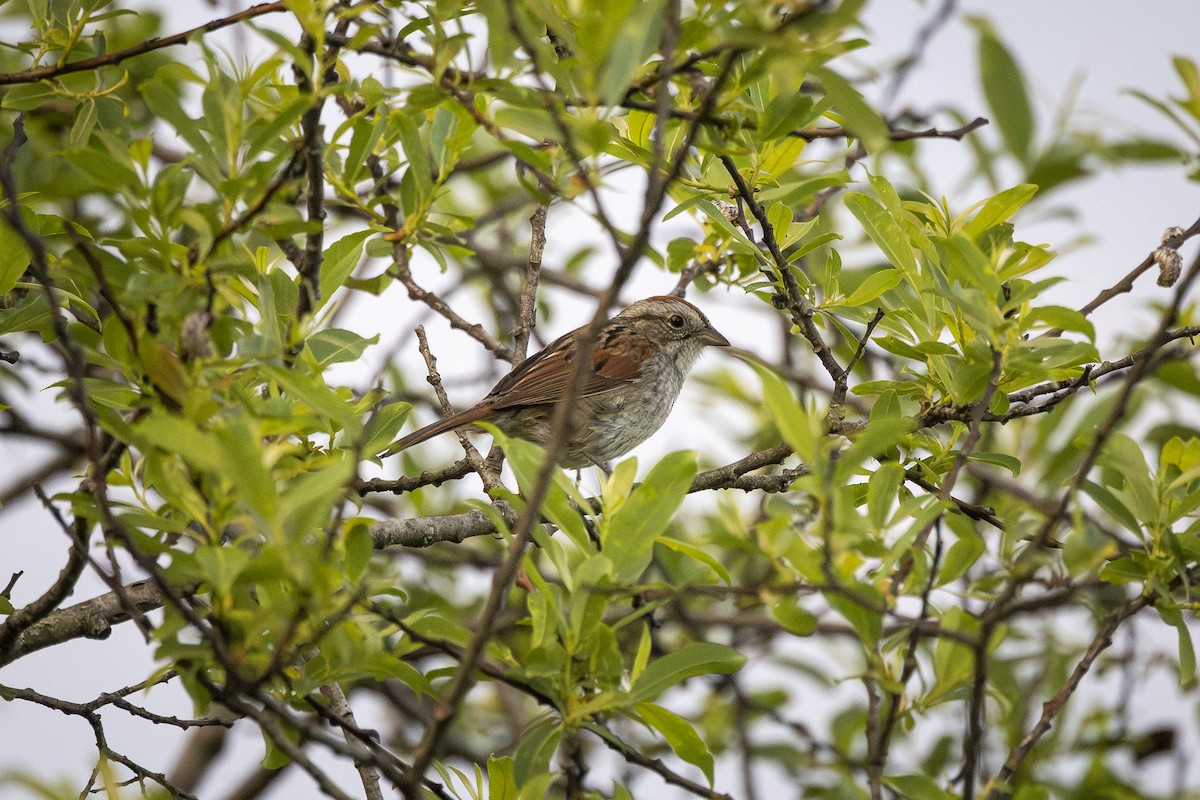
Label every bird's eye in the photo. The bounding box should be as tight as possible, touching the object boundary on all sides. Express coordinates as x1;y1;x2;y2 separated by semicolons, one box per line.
668;314;685;329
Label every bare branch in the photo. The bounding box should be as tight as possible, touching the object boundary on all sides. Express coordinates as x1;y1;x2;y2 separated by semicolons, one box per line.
1072;216;1200;322
389;244;512;359
357;458;474;495
831;308;884;408
513;204;548;363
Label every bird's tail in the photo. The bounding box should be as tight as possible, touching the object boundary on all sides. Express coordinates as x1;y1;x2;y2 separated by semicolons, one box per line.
380;404;492;458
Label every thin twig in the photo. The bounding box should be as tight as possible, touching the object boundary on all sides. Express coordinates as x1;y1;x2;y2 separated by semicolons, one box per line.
1071;215;1200;323
671;259;721;297
981;591;1153;798
881;0;961;107
356;459;475;495
390;244;511;359
0;2;288;86
513;204;548;363
0;683;203;800
906;471;1003;530
831;308;884;408
869;524;945;789
587;721;736;800
719;154;847;385
198;149;305;265
414;326;502;492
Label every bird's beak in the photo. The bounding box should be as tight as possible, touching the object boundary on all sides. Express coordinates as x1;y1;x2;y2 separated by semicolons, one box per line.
700;324;730;348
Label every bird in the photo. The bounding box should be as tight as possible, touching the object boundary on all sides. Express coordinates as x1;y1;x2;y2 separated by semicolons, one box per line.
385;295;730;468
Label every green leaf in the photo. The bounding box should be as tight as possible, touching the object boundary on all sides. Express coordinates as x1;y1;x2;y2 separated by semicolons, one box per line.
752;362;824;468
68;99;97;150
628;642;745;704
694;200;764;256
511;720;561;786
1021;306;1095;340
133;413;224;474
939;232;1001;296
871;390;903;420
760;92;816;140
882;774;956;800
595;1;664;105
770;597;818;636
394;110;432;204
767;202;793;244
1;82;59;111
306;328;379;368
1099;556;1150;585
1173;55;1200;119
635;702;715;784
213;416;277;519
844;192;920;281
344;112;387;187
836;415;912;483
927;606;981;705
1157;603;1197;688
262;364;362;438
319;230;375;305
657;536;731;585
968;452;1021;477
364;402;413;457
964;184;1038;239
487;756;519;800
278;457;355;535
839;268;903;308
779;217;822;251
971;18;1034;161
140;67;218;165
867;462;906;528
604;452;698;583
1101;138;1184;162
631;622;653;684
1100;433;1157;523
813;66;890;153
1081;479;1144;538
826;591;883;645
344;523;375;583
494;106;561;147
937;529;985;587
0;218;31;295
261;723;300;769
498;432;594;555
663;193;716;222
194;544;250;598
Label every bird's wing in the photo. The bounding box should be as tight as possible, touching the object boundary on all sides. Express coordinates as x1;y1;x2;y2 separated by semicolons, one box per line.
488;323;649;410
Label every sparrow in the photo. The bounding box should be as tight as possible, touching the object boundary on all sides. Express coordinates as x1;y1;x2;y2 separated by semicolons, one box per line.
385;295;729;468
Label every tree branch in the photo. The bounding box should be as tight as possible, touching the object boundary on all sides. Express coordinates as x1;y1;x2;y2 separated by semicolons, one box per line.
0;2;288;86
